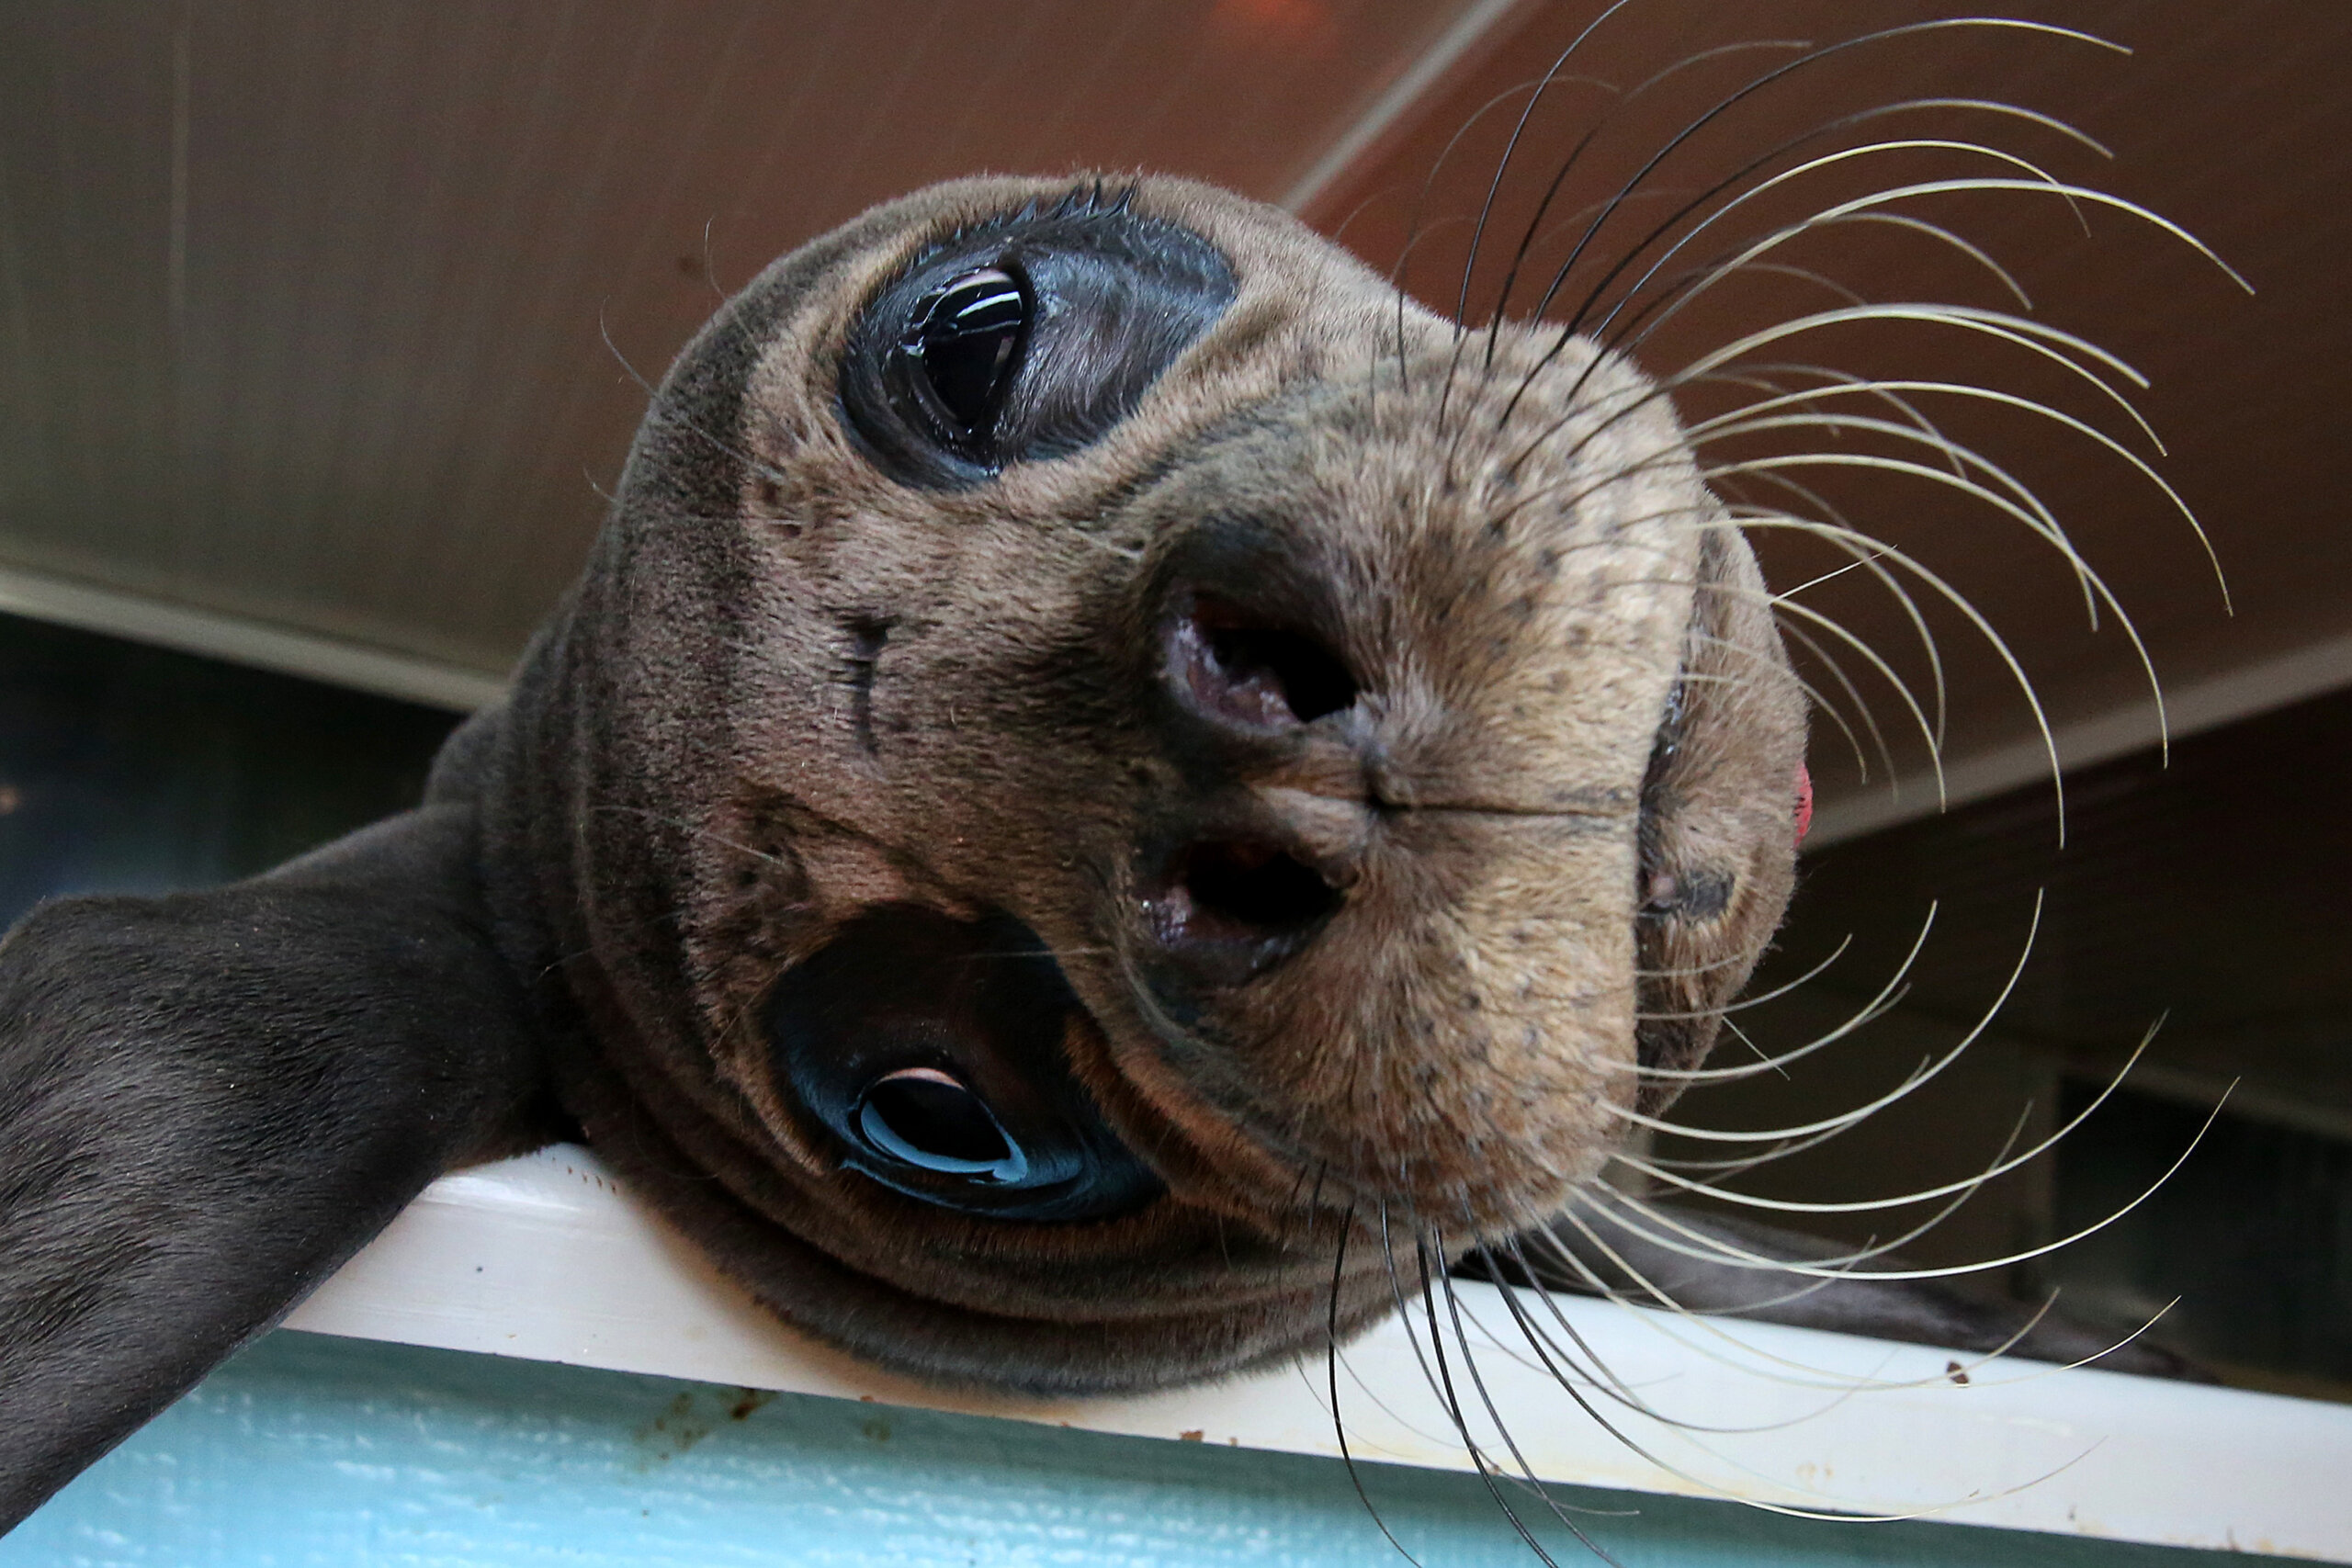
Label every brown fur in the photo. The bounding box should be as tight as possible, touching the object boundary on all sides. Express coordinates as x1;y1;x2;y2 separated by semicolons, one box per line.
429;175;1805;1395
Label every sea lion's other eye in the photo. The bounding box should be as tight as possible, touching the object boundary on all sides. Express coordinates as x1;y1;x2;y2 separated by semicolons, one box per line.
855;1066;1030;1182
765;905;1164;1222
902;266;1029;444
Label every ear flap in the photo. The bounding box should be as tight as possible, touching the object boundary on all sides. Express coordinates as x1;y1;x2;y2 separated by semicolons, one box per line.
0;804;549;1528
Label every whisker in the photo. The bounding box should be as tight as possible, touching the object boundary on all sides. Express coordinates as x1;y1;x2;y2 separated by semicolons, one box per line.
1703;571;1948;801
1592;1086;2231;1282
1698;378;2229;610
1724;511;2075;830
1617;892;2040;1143
1451;0;1648;333
1747;613;1894;786
1475;38;1808;351
1427;1240;1630;1561
1480;1236;1878;1433
1633;913;1936;1086
1702;411;2105;632
1714;449;2148;812
1498;21;2132;430
1326;1211;1429;1568
1670;298;2165;452
1585;133;2105;365
1529;1205;2069;1398
1447;1224;1918;1518
1378;1207;1586;1558
1631;930;1855;1026
597;310;797;492
1620;1021;2165;1216
1736;467;1957;751
1613;1100;2035;1250
1491;1235;1936;1429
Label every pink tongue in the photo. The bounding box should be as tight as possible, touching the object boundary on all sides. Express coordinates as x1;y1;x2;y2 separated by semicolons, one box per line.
1792;763;1815;847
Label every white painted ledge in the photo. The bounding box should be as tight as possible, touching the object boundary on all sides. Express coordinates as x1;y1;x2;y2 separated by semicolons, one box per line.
287;1145;2352;1562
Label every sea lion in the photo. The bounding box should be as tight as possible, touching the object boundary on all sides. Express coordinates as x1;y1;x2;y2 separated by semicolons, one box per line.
0;169;1807;1524
2;2;2245;1514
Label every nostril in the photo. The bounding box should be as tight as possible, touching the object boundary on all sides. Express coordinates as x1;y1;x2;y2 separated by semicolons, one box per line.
855;1067;1030;1183
1164;840;1340;939
1207;623;1357;722
1168;594;1358;728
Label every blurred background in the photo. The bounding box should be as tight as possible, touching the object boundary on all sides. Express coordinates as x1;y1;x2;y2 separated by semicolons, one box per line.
2;0;2345;1397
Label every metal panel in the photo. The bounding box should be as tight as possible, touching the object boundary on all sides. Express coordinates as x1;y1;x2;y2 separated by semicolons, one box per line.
0;0;1492;681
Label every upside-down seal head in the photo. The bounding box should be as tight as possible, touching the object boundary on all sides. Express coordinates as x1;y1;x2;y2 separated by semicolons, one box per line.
459;175;1807;1394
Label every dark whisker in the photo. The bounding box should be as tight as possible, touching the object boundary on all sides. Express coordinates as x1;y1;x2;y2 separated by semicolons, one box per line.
1546;21;2109;340
1408;1228;1593;1568
1452;0;1647;333
1478;39;1807;365
1496;25;2120;434
1327;1210;1428;1567
1429;1239;1632;1562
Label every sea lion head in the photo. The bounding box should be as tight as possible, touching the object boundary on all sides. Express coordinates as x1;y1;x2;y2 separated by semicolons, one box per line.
482;175;1805;1393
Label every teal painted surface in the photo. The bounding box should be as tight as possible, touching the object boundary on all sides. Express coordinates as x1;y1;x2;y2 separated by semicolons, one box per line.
4;1331;2289;1567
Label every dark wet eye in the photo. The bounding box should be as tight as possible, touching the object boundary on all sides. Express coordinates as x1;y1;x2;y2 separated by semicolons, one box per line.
837;196;1236;490
765;905;1164;1221
902;266;1029;444
855;1067;1030;1183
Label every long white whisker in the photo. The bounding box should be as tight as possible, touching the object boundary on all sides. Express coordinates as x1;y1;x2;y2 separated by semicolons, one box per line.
1532;1205;2102;1400
1728;512;2069;834
1637;906;1931;1082
1619;892;2039;1143
1634;931;1854;1025
1743;582;1947;804
1596;1087;2230;1281
1713;448;2160;789
1670;300;2161;448
1752;614;1894;785
1588;136;2098;360
1702;411;2101;626
1727;469;1957;753
1528;19;2126;351
1615;1030;2164;1256
1699;378;2229;611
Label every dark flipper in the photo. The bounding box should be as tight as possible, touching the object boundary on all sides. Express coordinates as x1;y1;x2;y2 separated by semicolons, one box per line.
0;805;549;1527
1478;1201;2210;1382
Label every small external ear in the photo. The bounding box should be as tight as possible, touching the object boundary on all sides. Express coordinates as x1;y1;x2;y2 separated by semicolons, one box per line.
0;804;549;1529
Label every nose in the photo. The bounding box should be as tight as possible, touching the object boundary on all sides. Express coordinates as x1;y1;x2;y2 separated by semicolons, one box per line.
1163;589;1358;729
1136;578;1374;996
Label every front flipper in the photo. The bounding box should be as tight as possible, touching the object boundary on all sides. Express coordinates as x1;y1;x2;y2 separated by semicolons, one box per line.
0;805;548;1527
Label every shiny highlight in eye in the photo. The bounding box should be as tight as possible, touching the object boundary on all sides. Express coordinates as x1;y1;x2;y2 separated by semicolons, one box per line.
855;1066;1031;1184
901;265;1029;445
